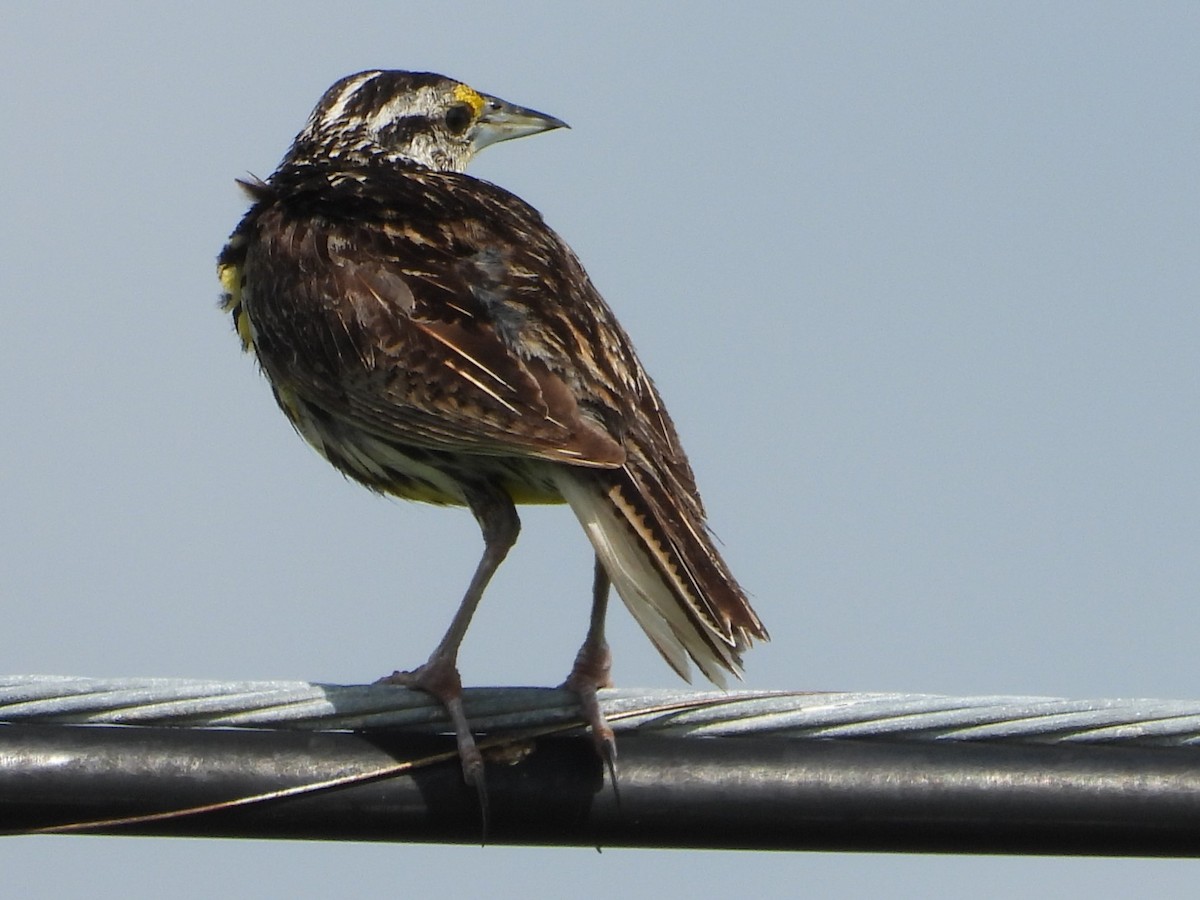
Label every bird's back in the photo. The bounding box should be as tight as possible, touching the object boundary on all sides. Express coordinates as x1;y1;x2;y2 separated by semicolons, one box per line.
221;160;702;507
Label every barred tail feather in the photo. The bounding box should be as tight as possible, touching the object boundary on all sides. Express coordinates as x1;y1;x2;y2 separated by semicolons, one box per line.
551;466;767;687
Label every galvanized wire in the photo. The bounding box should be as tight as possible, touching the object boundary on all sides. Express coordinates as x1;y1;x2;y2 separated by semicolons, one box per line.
3;674;1200;745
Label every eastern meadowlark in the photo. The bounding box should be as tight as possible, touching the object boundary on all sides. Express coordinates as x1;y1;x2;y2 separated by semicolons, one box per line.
218;70;768;791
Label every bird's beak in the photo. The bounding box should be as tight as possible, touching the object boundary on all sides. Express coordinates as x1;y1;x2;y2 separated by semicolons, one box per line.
472;94;569;152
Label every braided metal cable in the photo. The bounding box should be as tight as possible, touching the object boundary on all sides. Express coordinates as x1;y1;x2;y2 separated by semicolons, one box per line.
3;675;1199;745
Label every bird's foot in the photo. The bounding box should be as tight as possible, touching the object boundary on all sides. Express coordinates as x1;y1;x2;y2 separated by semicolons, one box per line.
561;640;619;797
377;657;486;806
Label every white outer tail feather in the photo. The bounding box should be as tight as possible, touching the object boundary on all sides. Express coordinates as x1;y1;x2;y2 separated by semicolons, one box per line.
551;469;741;687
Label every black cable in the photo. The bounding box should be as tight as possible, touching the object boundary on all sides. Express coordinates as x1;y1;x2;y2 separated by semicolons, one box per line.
3;722;1199;854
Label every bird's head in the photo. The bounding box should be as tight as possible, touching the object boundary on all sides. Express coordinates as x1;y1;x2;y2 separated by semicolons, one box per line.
283;70;568;173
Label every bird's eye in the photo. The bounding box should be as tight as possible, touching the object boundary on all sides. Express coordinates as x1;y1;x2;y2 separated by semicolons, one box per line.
444;103;473;135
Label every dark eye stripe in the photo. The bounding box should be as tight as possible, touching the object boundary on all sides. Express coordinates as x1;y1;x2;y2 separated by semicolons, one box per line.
375;115;427;143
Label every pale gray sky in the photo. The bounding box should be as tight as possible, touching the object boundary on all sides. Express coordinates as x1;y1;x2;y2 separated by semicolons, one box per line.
2;2;1198;896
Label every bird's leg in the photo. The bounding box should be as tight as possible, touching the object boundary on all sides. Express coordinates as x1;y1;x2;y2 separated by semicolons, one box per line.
378;483;520;799
562;556;617;775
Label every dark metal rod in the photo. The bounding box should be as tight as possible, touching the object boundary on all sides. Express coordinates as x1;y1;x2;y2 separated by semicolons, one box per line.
3;722;1200;854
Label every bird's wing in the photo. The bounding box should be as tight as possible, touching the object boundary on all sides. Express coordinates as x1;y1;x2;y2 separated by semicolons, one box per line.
240;169;628;468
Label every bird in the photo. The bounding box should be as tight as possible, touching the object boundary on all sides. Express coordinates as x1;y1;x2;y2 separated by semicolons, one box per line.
218;70;768;794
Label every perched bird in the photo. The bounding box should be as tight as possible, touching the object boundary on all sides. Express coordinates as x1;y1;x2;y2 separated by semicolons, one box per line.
218;70;768;791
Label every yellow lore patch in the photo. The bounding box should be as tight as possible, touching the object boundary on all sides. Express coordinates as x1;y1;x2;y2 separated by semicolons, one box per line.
453;83;486;116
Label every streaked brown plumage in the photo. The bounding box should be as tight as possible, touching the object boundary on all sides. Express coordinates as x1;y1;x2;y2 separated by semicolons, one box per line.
218;70;767;789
